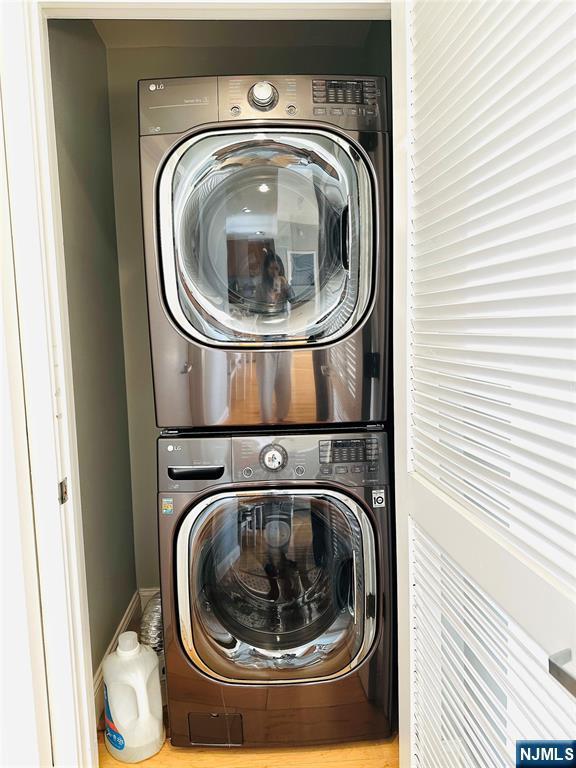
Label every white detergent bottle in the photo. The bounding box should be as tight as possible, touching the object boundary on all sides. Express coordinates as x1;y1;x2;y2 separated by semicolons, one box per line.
103;631;165;763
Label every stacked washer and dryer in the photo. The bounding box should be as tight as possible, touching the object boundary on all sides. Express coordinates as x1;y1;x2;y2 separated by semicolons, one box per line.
139;74;395;748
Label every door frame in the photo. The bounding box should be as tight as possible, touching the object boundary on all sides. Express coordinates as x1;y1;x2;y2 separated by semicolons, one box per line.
1;66;53;768
0;2;406;767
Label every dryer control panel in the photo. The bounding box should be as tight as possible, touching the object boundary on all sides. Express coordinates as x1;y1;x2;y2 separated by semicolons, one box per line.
139;74;386;135
218;75;384;131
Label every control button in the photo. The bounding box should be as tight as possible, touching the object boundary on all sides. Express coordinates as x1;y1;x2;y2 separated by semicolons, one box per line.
260;444;288;471
242;467;253;478
312;79;325;86
230;105;241;116
367;464;378;473
365;108;377;116
314;107;327;115
347;107;359;116
335;466;348;474
331;108;344;116
320;466;333;475
352;466;363;473
372;490;386;508
295;465;305;476
248;81;279;111
286;104;298;116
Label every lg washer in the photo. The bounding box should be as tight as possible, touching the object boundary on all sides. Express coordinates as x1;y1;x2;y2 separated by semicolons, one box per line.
157;428;396;747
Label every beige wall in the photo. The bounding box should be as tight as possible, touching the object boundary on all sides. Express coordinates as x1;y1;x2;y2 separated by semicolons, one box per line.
48;20;137;671
106;22;391;589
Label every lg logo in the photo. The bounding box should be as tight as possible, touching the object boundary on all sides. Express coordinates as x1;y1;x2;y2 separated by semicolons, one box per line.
167;445;182;452
148;82;165;91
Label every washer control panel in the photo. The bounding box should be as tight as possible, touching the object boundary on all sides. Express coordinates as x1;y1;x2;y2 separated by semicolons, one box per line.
317;438;379;477
231;431;388;486
158;431;388;491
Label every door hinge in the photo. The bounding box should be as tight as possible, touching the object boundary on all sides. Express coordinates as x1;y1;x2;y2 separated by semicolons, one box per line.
58;477;68;504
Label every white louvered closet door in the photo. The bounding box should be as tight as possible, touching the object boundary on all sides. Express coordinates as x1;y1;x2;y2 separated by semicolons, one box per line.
392;1;576;766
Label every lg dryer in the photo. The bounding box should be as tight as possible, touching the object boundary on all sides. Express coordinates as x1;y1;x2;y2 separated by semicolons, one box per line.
139;75;389;428
158;429;395;746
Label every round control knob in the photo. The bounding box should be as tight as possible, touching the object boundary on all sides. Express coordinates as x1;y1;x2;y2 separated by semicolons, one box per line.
260;444;287;471
249;81;278;111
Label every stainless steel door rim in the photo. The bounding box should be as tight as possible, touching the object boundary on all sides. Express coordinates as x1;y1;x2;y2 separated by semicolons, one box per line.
176;487;377;684
157;126;376;348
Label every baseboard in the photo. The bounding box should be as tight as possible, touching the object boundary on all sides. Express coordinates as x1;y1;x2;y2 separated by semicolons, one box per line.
93;590;141;723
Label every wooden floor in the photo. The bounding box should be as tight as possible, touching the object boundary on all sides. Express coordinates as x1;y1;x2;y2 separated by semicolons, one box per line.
98;733;399;768
228;351;317;424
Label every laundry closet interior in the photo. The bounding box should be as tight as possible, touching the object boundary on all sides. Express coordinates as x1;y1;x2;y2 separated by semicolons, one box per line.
47;16;394;753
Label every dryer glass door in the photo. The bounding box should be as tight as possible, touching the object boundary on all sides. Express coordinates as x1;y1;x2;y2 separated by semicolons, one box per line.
176;489;377;683
158;128;375;347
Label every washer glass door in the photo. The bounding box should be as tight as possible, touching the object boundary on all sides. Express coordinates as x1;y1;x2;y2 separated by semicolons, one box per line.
158;128;375;347
176;489;377;683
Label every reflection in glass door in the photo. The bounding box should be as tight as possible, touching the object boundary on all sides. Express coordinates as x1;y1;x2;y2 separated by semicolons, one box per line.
176;489;377;683
159;128;375;346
